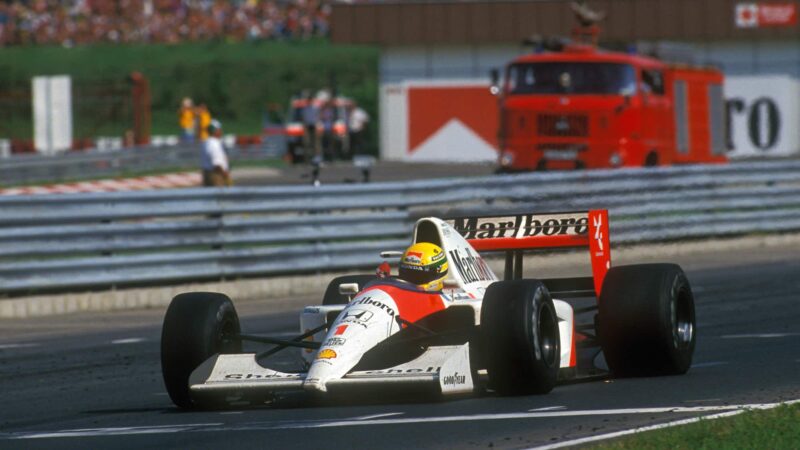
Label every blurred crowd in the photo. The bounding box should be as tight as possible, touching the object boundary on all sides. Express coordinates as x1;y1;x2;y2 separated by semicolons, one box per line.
0;0;331;47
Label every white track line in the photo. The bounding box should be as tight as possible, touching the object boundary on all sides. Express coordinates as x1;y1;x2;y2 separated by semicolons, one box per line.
529;410;744;450
7;401;799;440
15;423;223;439
275;402;796;429
354;412;404;421
721;333;800;339
528;399;800;450
110;338;145;345
691;361;729;368
0;343;40;350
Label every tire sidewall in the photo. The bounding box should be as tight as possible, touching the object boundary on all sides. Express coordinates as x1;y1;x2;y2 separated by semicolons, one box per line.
161;292;241;409
599;264;696;376
659;270;695;372
481;280;560;395
523;284;559;374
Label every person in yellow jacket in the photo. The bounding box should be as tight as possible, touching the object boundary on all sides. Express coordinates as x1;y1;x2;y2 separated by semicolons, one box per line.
178;97;196;142
196;103;212;141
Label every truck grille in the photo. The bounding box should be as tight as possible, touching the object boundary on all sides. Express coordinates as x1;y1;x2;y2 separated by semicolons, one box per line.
537;114;588;137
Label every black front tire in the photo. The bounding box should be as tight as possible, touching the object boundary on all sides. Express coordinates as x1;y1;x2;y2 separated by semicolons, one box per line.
161;292;242;409
598;264;696;377
322;275;376;305
480;280;560;395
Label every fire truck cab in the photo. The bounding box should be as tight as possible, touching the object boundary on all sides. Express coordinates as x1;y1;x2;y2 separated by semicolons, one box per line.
496;42;727;171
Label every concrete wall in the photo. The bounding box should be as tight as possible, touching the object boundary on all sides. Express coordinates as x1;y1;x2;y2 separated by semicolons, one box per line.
380;41;800;83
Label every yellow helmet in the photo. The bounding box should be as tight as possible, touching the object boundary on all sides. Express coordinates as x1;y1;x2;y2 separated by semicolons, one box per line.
398;242;449;291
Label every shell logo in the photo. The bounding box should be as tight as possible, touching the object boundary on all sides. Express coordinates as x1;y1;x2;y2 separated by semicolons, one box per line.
317;349;337;360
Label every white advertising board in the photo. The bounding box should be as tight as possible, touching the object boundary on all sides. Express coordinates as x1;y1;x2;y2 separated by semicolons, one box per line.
33;75;73;155
724;75;800;158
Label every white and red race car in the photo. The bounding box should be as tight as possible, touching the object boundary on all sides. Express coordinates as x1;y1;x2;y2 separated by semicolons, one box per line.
161;210;696;409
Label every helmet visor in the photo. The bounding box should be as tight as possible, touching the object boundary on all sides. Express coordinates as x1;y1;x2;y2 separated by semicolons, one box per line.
398;259;448;286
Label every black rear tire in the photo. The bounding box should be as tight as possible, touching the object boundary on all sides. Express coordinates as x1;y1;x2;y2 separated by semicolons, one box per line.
322;275;376;305
598;264;696;377
161;292;241;409
480;280;560;395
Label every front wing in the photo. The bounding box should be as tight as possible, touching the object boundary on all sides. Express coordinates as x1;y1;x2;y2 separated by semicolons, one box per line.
189;343;474;402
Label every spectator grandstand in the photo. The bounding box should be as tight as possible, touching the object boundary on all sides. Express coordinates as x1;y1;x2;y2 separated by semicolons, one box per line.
0;0;331;47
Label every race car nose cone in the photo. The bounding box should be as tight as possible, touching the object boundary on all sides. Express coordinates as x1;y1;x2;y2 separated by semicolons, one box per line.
303;377;328;393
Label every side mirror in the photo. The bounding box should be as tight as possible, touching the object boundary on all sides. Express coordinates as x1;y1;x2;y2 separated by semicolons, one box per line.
443;279;460;289
489;68;500;96
379;250;403;259
338;283;360;297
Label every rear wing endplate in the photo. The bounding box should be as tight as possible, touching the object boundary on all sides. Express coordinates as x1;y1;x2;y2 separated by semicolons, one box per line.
445;210;611;295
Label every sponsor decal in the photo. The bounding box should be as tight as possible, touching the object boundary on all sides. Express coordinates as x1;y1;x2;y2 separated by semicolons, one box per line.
404;251;423;264
340;309;374;326
448;248;495;284
323;337;346;346
352;296;398;318
448;213;589;240
593;214;605;257
431;251;445;262
334;325;348;336
364;366;439;375
224;372;300;380
317;349;337;360
736;2;797;28
727;95;783;152
447;292;476;301
442;371;467;387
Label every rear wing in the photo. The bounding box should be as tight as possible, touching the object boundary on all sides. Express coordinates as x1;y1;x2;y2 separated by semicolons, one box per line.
444;210;610;295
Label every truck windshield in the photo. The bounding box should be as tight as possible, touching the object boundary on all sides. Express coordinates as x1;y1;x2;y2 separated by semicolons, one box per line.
507;62;636;95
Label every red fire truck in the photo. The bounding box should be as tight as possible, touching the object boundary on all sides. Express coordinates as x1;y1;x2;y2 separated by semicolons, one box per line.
284;96;353;163
494;25;727;171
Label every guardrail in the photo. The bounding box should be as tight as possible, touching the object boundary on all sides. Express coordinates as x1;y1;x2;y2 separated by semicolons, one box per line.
2;160;799;295
0;138;285;187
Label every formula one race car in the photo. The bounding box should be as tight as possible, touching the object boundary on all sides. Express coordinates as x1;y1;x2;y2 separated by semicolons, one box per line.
160;210;697;409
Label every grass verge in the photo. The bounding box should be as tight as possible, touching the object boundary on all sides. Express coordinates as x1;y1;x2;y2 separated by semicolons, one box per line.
593;402;800;449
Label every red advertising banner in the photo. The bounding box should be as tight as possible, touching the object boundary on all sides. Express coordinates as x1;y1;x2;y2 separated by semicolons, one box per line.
735;2;798;28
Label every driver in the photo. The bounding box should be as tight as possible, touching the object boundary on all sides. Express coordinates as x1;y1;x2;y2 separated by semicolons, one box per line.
398;242;449;291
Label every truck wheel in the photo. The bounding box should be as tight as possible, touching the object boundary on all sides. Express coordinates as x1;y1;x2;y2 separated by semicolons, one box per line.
480;280;560;395
161;292;241;409
598;264;696;377
288;143;303;164
644;152;659;167
322;275;376;305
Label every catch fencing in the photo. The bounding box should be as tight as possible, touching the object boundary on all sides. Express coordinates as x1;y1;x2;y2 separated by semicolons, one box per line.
1;160;799;294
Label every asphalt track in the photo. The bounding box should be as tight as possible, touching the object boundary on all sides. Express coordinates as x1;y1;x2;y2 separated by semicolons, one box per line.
1;247;799;449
